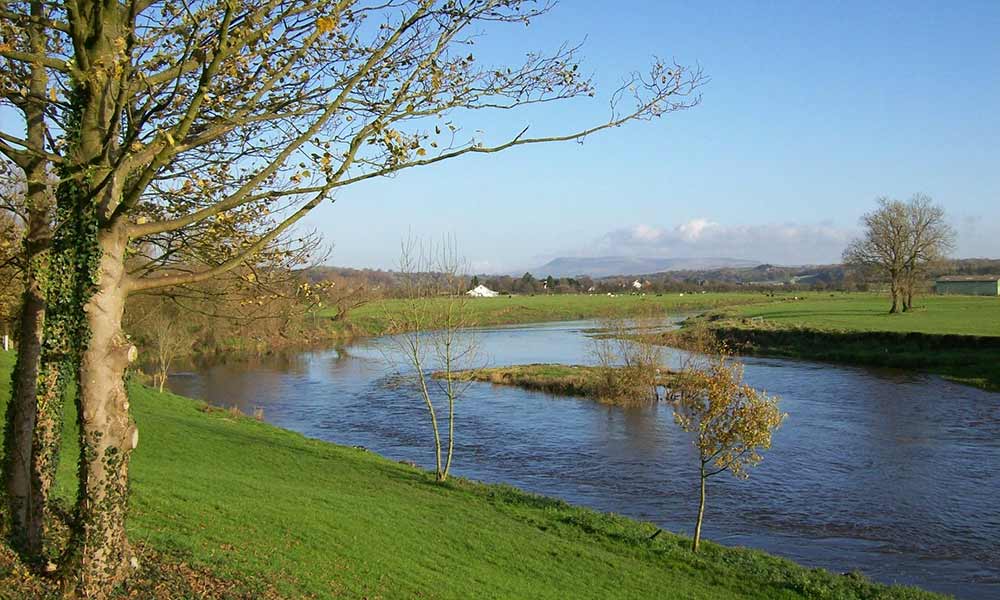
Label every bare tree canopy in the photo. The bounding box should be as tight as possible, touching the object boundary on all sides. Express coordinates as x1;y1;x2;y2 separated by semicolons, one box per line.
843;195;955;313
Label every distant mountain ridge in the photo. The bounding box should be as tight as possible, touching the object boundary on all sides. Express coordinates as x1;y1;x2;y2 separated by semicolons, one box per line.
528;256;761;278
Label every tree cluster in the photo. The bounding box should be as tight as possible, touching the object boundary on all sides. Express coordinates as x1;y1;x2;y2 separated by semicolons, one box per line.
843;195;955;313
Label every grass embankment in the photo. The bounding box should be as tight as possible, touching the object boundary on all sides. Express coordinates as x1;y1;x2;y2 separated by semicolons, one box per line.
0;351;942;599
327;292;776;337
439;363;677;405
731;294;1000;336
669;294;1000;390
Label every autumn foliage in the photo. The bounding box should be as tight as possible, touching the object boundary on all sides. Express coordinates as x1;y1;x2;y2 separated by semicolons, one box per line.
672;337;786;552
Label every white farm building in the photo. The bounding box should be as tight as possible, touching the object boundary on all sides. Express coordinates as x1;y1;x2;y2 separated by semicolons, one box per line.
466;284;500;298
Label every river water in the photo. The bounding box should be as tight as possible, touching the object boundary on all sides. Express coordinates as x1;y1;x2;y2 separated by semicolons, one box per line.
166;320;999;599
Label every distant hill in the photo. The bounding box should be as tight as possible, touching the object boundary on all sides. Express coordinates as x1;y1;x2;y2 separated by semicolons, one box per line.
529;256;761;278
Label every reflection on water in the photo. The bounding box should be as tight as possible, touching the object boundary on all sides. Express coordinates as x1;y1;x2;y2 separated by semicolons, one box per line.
167;320;1000;599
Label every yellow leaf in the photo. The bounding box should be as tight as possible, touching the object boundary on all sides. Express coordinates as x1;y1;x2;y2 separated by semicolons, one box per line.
49;88;57;102
416;148;427;157
317;16;336;34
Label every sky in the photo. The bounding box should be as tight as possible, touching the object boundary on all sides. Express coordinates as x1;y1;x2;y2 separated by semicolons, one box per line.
307;0;1000;272
3;1;998;273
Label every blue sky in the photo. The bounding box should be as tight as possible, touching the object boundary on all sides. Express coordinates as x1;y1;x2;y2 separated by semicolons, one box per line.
2;2;996;272
310;0;1000;272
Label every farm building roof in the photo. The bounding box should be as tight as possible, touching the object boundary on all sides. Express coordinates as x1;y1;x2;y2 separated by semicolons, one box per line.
935;275;1000;282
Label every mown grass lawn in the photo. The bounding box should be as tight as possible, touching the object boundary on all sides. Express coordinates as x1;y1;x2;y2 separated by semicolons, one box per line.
0;351;942;599
730;293;1000;337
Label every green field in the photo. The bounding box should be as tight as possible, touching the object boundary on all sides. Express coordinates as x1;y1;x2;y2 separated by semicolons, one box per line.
672;293;1000;390
329;292;777;337
0;351;941;599
334;291;1000;339
728;294;1000;337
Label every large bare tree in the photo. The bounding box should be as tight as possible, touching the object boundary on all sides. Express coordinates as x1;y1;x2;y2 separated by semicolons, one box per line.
843;195;954;313
1;1;704;594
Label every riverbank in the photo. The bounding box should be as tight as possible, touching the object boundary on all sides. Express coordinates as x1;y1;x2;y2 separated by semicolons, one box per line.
661;295;1000;391
0;351;943;599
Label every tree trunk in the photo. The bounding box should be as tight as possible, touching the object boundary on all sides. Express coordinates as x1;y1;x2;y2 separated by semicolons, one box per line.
3;281;45;556
2;0;53;559
444;391;455;480
63;223;138;598
889;281;899;314
692;467;706;553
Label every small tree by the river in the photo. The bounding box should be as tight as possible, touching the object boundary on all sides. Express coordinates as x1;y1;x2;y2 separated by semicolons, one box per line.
384;236;479;482
672;343;785;552
591;318;666;406
129;298;196;393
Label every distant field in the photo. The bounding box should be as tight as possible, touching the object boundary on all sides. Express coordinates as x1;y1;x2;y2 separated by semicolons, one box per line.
728;294;1000;337
328;292;778;336
677;293;1000;390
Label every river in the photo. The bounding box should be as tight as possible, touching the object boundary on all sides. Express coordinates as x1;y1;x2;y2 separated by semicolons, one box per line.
166;320;1000;599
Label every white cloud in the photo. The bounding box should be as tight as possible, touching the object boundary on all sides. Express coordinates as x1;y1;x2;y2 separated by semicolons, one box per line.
677;218;716;241
592;219;856;265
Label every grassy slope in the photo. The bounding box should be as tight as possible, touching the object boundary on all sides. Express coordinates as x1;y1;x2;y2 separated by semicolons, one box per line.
0;351;941;599
328;292;775;336
730;294;1000;336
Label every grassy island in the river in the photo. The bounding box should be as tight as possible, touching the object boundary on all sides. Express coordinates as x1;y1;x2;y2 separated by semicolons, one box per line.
0;351;943;599
437;363;677;404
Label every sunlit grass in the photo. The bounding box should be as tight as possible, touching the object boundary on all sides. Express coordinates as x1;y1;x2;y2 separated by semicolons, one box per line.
729;294;1000;336
0;350;943;598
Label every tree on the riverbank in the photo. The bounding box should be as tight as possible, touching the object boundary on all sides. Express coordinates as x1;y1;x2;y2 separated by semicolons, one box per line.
591;318;667;405
0;97;54;560
126;297;197;393
0;1;703;592
384;237;479;482
844;195;954;313
672;341;785;553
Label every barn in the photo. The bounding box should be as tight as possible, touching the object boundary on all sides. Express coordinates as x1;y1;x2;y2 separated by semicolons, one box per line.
466;284;500;298
934;275;1000;296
